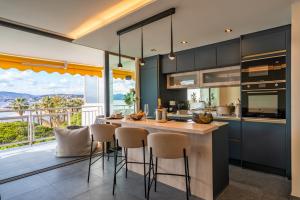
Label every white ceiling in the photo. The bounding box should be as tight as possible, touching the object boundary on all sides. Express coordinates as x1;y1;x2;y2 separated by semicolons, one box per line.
75;0;291;57
0;0;292;57
0;0;122;37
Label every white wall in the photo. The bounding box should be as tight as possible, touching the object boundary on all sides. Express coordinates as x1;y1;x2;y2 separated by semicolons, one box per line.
0;26;104;66
291;0;300;197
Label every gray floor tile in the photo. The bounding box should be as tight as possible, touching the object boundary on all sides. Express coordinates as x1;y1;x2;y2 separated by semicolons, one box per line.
0;157;292;200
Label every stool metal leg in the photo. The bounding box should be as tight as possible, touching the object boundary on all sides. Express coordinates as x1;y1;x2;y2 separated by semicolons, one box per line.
154;157;158;192
112;139;118;195
183;149;189;200
107;142;110;161
147;147;153;200
87;135;94;183
142;140;147;198
125;148;128;178
186;156;191;196
102;142;105;170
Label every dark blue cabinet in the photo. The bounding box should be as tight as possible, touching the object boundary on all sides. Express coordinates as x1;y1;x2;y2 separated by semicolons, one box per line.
194;45;217;69
242;121;286;170
140;56;158;117
161;54;176;74
176;49;195;72
216;119;241;161
241;28;287;57
217;39;240;67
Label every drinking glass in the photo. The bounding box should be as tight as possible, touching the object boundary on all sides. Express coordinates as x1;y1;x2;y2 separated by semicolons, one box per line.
144;104;149;120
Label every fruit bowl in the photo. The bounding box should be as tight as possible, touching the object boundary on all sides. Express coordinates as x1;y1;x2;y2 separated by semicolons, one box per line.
129;111;145;121
192;113;213;124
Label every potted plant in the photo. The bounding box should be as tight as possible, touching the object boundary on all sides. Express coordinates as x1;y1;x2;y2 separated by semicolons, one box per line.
124;89;136;113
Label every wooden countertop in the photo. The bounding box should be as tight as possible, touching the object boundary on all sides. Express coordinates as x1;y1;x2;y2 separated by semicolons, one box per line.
98;118;227;135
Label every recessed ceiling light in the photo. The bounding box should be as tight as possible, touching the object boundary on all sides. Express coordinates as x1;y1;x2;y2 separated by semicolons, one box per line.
150;48;157;52
180;41;188;44
225;28;233;33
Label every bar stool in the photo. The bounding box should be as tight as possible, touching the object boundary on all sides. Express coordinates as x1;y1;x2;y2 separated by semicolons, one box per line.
147;132;191;200
113;127;148;197
87;124;116;182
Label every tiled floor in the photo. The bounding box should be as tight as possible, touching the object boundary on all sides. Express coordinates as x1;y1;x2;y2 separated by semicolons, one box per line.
0;142;76;180
0;157;294;200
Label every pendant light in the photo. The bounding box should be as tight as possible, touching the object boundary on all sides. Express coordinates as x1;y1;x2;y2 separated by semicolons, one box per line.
168;14;175;60
140;27;145;66
117;34;123;68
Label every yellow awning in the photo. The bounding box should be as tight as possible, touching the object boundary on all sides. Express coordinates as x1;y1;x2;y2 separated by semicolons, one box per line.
0;53;103;77
112;69;135;80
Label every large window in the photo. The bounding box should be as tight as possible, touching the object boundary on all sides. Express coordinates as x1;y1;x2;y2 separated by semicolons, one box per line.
109;54;136;115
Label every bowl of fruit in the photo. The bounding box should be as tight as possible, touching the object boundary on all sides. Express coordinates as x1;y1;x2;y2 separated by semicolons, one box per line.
129;111;145;121
192;112;213;124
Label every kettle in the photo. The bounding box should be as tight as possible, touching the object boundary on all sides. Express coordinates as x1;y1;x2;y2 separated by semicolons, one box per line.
155;108;167;123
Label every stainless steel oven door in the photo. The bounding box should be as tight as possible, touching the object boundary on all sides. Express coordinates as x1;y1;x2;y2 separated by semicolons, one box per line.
242;88;286;119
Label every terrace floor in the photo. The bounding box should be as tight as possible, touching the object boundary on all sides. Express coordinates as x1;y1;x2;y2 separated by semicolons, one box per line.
0;153;293;200
0;142;77;181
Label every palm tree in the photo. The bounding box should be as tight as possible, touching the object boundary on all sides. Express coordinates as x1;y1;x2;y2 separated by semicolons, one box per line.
31;103;42;125
9;98;29;117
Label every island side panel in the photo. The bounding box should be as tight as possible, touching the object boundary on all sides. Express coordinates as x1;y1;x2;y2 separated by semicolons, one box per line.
126;127;214;200
212;124;229;199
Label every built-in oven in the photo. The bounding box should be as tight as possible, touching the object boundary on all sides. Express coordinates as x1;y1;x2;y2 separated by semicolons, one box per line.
241;81;286;119
241;55;286;83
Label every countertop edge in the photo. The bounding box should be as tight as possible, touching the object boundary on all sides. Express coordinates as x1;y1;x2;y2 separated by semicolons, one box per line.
97;118;227;135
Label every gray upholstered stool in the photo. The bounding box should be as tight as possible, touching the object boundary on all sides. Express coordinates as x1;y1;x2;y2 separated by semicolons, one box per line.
147;132;191;200
87;124;116;182
113;127;148;197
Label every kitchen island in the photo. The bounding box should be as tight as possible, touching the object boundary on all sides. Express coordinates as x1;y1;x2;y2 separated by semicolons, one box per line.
98;118;229;200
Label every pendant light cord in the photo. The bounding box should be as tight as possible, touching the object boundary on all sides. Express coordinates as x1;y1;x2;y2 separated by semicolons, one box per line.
170;14;173;54
118;34;121;64
141;27;144;62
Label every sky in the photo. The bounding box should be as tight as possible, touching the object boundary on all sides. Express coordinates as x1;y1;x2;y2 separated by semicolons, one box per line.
0;68;84;95
0;68;135;96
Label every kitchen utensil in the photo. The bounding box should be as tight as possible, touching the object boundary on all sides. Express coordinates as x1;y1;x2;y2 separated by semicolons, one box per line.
155;108;167;122
216;106;231;116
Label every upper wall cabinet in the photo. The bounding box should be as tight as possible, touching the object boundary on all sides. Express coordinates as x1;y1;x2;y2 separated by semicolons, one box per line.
217;39;240;67
194;45;217;70
176;49;195;72
161;54;176;74
241;28;287;57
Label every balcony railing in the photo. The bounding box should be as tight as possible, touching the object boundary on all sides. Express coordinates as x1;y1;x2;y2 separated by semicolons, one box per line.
0;105;104;150
111;104;134;115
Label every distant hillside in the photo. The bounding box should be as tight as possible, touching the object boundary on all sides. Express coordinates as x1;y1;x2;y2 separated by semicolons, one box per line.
0;91;34;100
0;91;83;101
113;93;124;100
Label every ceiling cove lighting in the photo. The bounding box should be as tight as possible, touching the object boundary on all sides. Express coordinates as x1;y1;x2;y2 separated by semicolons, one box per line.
225;28;233;33
140;27;145;66
118;35;123;68
69;0;154;39
168;14;175;60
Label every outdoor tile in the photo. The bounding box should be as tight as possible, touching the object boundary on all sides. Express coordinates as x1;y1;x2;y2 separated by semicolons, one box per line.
0;175;49;199
6;185;68;200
